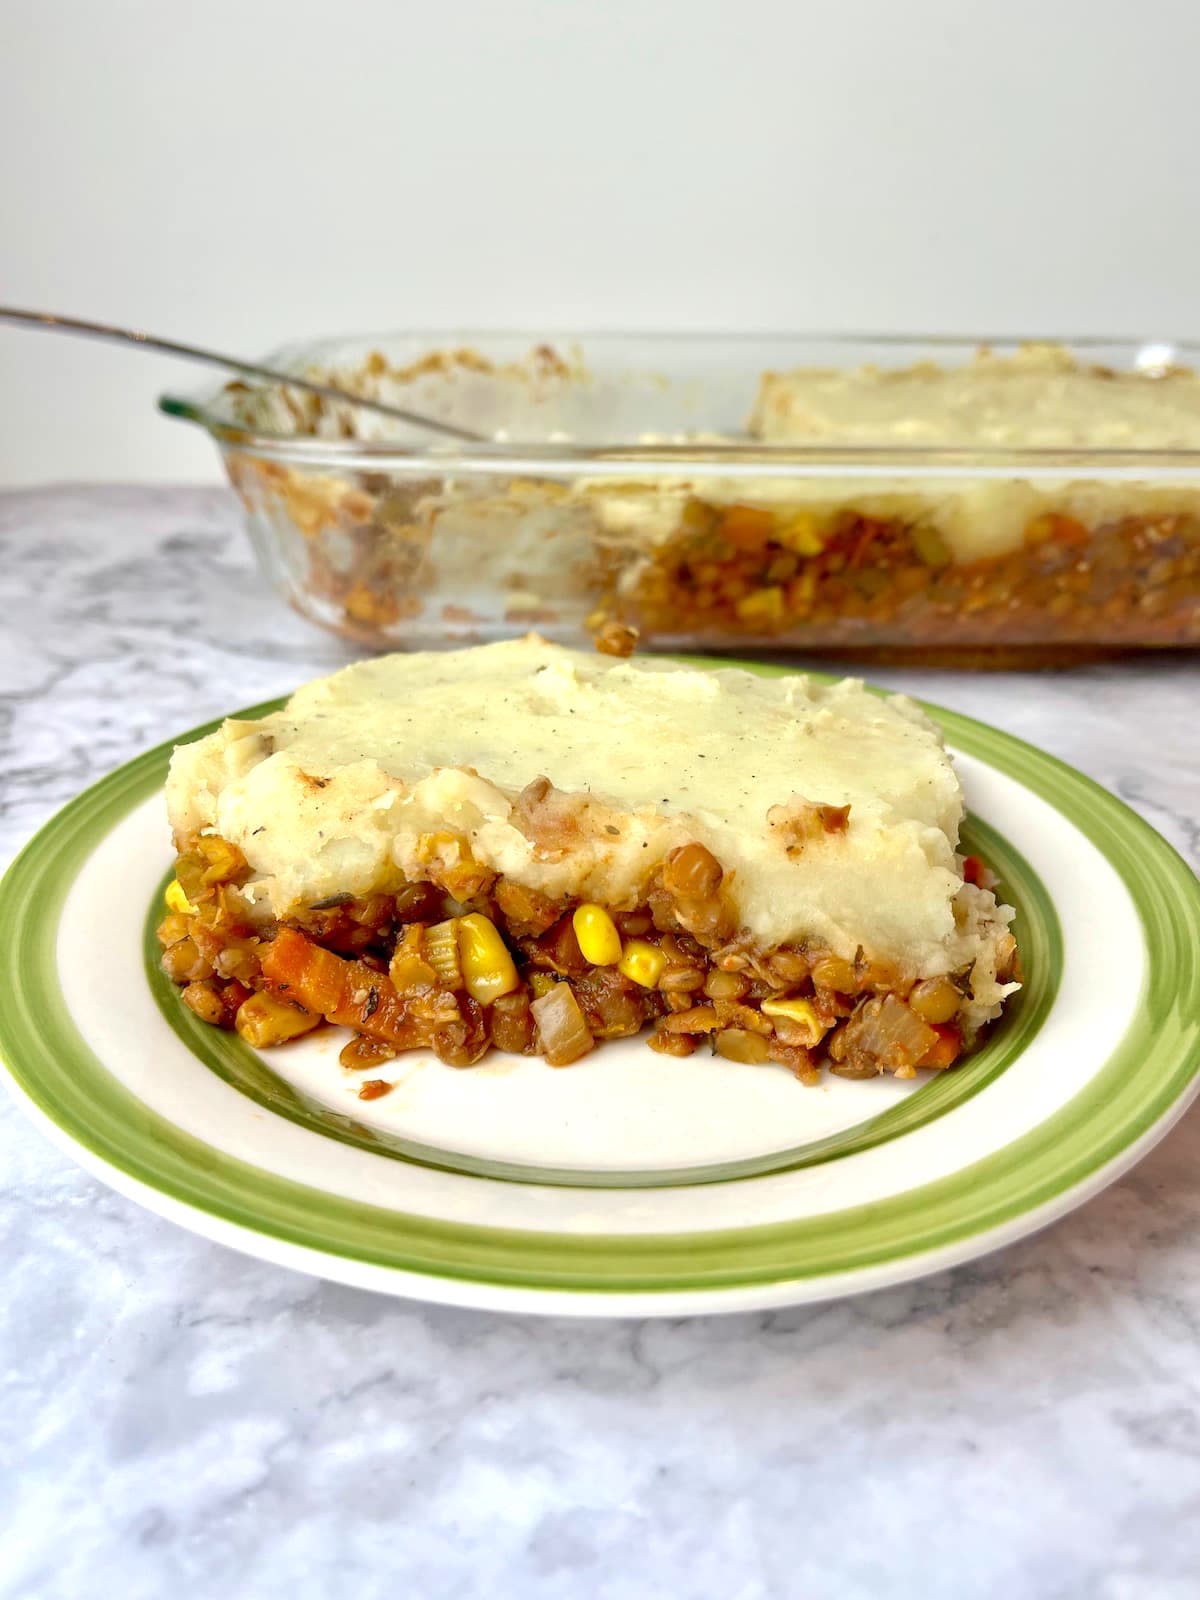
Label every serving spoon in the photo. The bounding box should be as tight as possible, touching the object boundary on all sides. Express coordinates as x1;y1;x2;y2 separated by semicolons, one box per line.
0;306;487;442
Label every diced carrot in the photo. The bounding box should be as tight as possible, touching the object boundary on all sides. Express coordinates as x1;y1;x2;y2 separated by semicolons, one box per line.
921;1023;962;1070
358;1079;393;1100
1025;512;1089;548
261;927;421;1046
263;927;340;1008
962;855;985;886
718;504;776;553
846;518;888;567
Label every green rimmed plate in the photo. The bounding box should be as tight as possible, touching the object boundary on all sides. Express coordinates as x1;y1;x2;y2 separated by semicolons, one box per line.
1;664;1198;1316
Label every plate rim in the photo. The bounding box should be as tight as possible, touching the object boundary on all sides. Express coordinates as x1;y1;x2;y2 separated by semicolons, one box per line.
2;663;1198;1313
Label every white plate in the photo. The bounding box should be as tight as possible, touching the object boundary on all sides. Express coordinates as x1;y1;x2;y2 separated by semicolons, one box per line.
2;674;1198;1315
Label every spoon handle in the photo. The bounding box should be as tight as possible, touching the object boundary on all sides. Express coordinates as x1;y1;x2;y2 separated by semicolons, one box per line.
0;306;484;442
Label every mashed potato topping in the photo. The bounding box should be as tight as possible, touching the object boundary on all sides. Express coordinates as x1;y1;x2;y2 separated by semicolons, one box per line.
166;638;1015;994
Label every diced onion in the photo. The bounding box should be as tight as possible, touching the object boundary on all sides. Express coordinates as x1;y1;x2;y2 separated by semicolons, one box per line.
842;995;936;1070
531;983;594;1066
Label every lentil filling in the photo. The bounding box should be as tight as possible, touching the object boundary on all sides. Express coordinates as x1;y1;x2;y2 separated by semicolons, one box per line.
595;499;1200;650
230;454;1200;652
158;832;1018;1084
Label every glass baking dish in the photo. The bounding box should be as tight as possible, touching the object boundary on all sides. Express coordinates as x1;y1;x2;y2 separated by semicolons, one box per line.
161;332;1200;663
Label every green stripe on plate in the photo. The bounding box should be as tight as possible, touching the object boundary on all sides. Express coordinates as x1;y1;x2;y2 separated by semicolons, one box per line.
0;666;1197;1294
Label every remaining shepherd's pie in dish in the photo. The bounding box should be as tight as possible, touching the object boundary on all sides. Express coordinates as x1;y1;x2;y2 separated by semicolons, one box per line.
213;341;1200;657
589;346;1200;650
159;638;1019;1087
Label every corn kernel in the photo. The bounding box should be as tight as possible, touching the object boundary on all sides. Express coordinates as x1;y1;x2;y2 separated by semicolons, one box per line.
164;878;197;915
787;570;817;611
775;513;825;556
761;995;824;1045
618;939;667;989
735;586;786;624
234;992;320;1049
458;913;520;1004
572;903;623;966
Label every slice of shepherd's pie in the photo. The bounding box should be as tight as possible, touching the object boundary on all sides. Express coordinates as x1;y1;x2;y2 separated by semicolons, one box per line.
159;637;1019;1088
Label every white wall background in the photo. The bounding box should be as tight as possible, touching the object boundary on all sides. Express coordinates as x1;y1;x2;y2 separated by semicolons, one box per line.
3;0;1198;485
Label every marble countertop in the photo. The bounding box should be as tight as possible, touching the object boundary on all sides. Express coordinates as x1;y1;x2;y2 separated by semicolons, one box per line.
2;486;1199;1600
